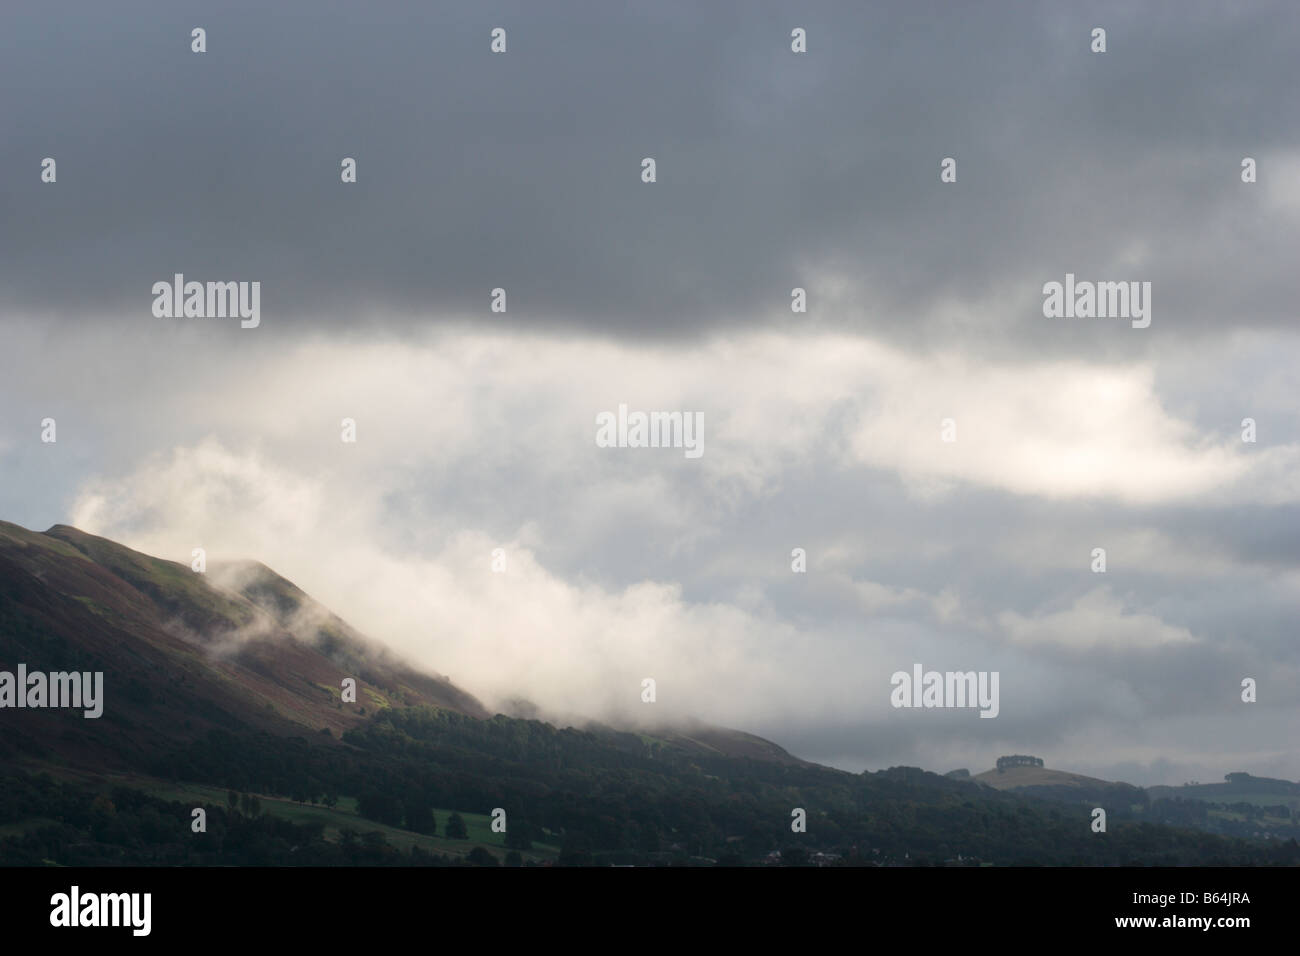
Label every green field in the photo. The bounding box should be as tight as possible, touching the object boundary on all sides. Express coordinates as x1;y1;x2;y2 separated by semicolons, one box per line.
0;818;60;838
11;764;559;863
1150;785;1300;812
130;777;561;862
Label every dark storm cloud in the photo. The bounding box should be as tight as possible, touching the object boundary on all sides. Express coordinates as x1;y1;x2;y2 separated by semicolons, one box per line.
2;0;1297;351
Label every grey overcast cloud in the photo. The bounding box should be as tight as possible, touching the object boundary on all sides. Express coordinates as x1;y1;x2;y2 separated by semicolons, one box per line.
1;0;1297;784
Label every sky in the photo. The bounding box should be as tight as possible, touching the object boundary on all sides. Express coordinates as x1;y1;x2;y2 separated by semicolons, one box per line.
1;1;1298;784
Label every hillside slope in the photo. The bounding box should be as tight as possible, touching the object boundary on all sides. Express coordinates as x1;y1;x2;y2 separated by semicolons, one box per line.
0;521;487;770
974;765;1123;791
972;764;1146;808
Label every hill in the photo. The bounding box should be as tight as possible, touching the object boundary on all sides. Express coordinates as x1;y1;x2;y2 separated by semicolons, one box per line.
972;764;1145;812
1148;774;1300;809
0;520;487;771
2;521;1296;866
975;764;1130;792
969;763;1300;842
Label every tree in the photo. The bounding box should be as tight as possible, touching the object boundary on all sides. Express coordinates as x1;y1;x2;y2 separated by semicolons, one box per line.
781;846;809;867
405;802;436;835
358;790;402;827
466;846;498;866
504;824;533;850
558;832;593;866
446;812;468;839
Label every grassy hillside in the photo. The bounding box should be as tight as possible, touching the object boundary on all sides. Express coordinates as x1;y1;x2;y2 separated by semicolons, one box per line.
1148;775;1300;810
0;521;488;772
123;776;560;862
974;766;1128;791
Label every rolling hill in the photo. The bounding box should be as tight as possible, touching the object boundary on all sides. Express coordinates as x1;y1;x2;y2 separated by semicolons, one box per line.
0;520;487;771
972;763;1146;810
1148;774;1300;809
1;521;1296;866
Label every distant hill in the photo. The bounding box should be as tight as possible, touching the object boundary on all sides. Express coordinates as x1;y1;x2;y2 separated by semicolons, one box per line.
646;719;813;767
975;765;1122;791
975;764;1300;812
498;700;811;766
1149;773;1300;810
972;764;1146;809
968;763;1300;842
